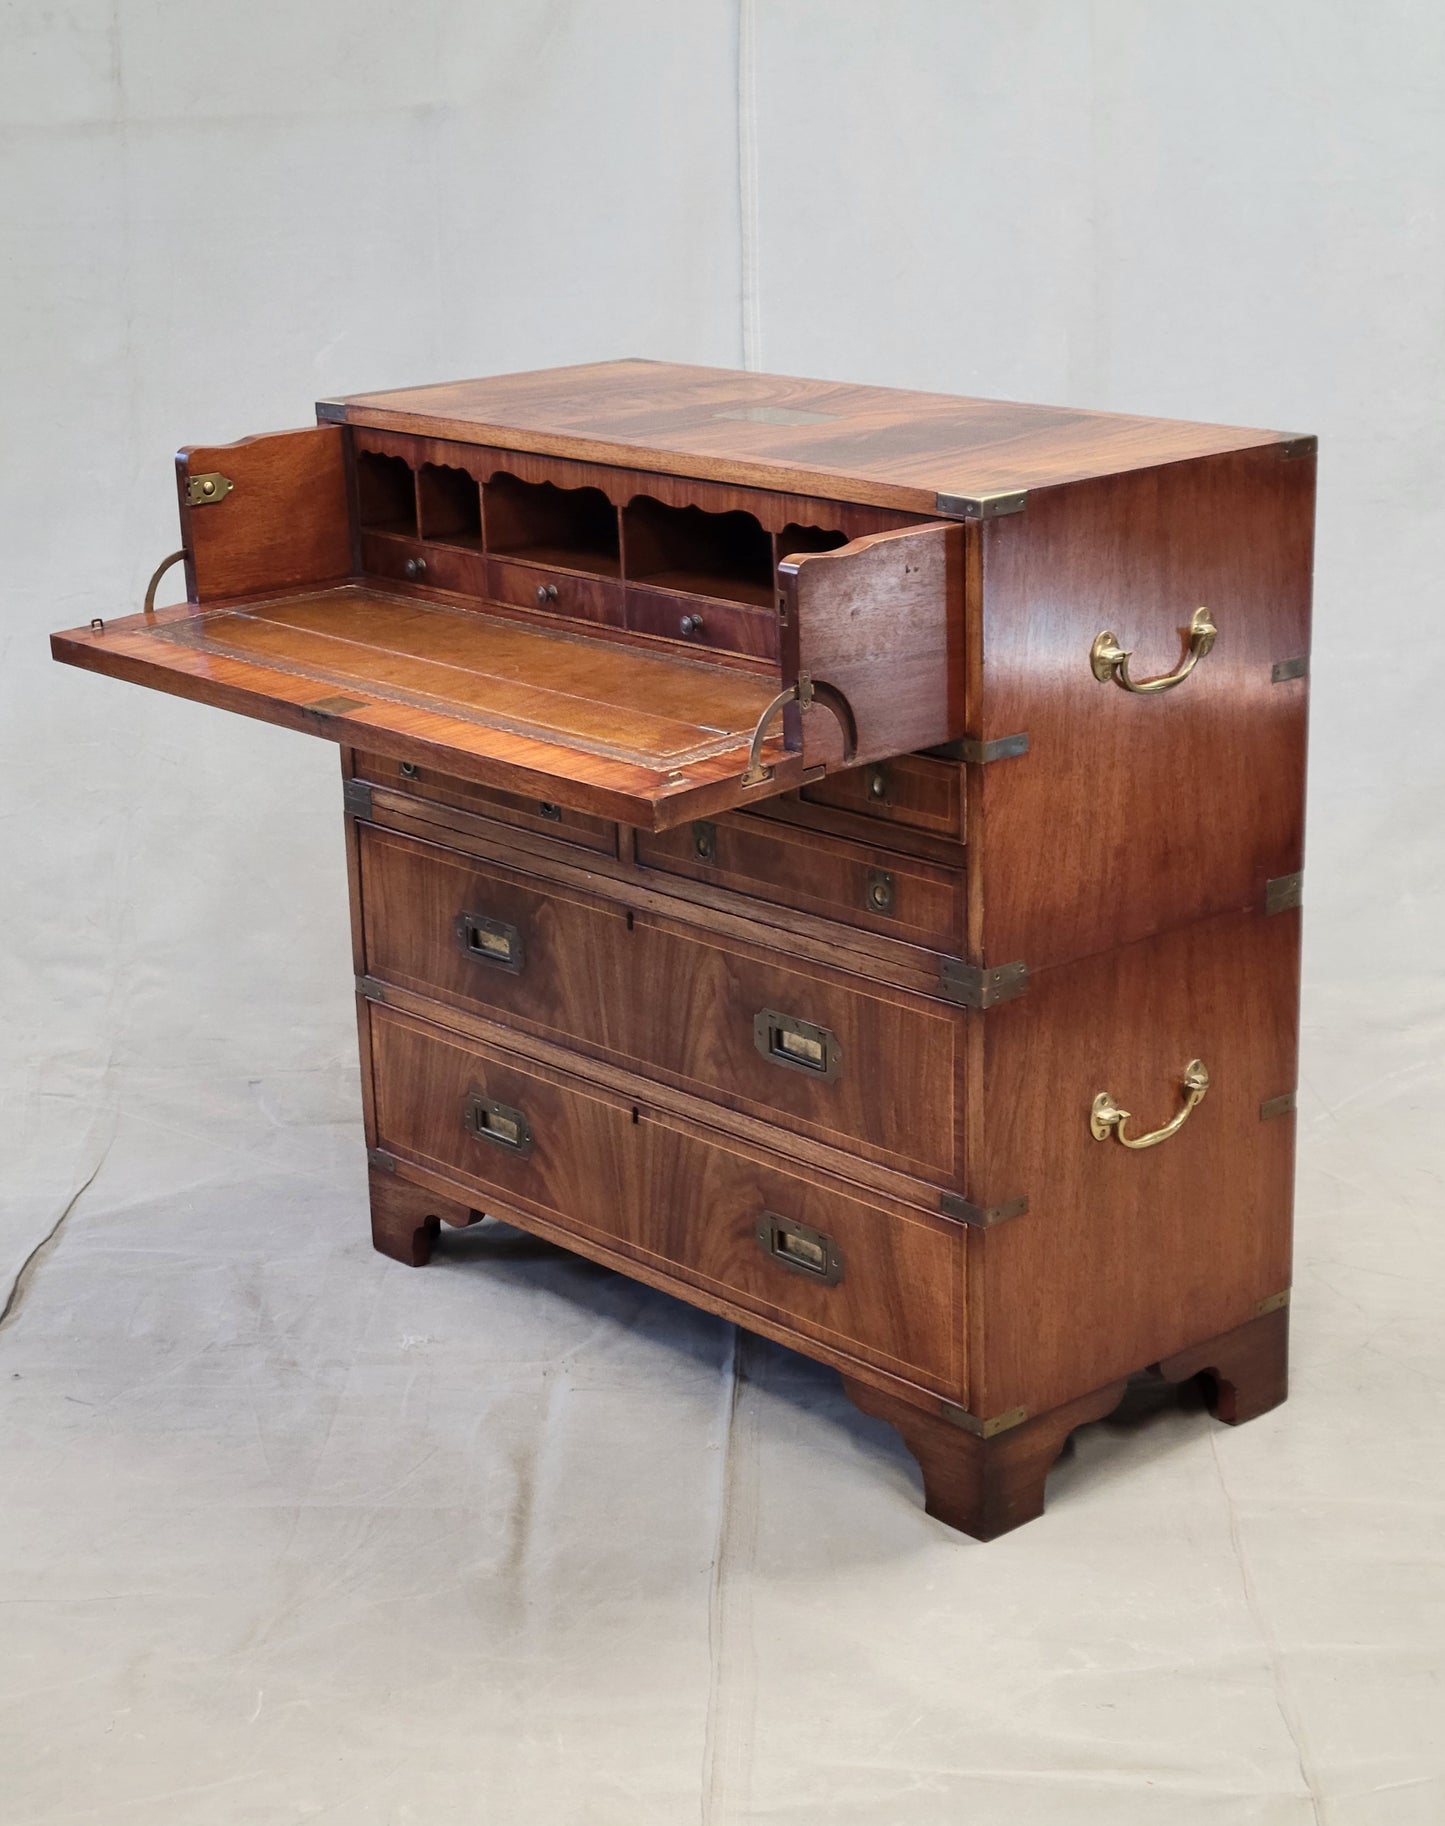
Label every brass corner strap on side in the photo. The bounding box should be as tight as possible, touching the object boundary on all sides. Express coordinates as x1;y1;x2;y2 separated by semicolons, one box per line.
941;1402;1030;1439
1265;870;1303;914
342;778;374;820
940;1192;1029;1229
956;731;1029;765
1091;606;1217;695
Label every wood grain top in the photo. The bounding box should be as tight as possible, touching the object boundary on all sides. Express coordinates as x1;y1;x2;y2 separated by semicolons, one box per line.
327;359;1303;513
50;588;809;830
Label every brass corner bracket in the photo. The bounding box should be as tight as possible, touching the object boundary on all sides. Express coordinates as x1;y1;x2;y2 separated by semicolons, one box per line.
934;488;1027;521
941;1402;1030;1439
939;958;1029;1009
940;1192;1029;1229
342;778;374;820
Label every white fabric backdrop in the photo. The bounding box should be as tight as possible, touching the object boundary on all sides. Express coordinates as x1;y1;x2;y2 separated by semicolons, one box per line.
3;4;1442;1821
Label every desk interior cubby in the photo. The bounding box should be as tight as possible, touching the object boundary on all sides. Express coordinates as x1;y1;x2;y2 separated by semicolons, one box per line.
622;497;774;608
485;473;621;578
418;463;482;549
356;450;417;536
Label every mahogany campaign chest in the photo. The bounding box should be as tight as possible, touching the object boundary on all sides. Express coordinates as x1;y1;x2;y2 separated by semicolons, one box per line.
52;360;1313;1538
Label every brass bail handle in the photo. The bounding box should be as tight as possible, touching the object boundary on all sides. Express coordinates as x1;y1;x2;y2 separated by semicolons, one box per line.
1090;607;1217;694
1090;1058;1210;1150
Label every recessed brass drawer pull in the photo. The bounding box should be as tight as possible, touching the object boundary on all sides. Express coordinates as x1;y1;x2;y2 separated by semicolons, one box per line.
754;1008;841;1080
756;1213;843;1284
1090;607;1217;694
464;1091;533;1155
454;910;524;974
1090;1059;1210;1149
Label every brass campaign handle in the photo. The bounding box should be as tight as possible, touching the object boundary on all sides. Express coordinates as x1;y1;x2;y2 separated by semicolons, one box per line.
1090;607;1217;694
1090;1059;1210;1150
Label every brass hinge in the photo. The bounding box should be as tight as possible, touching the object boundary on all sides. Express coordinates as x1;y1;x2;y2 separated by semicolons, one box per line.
185;471;233;506
1271;656;1309;684
941;1402;1030;1439
939;958;1028;1009
939;1192;1029;1228
367;1147;397;1173
1278;435;1317;460
342;778;373;820
1260;1090;1297;1121
1256;1288;1291;1316
1265;870;1303;914
957;732;1029;765
934;488;1027;520
355;975;386;1003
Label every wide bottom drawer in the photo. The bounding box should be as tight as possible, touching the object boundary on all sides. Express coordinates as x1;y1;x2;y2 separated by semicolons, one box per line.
369;1003;964;1395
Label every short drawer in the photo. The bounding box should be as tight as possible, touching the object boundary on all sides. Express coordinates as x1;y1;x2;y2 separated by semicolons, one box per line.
798;752;962;838
360;531;488;597
486;555;625;627
625;583;778;659
635;814;963;953
370;1003;962;1392
351;751;617;854
359;823;963;1185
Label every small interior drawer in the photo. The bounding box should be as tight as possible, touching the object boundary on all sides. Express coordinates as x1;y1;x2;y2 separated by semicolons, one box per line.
359;823;963;1186
635;813;963;953
624;584;779;660
359;531;487;598
486;556;625;628
369;1003;963;1393
798;752;963;838
351;752;617;854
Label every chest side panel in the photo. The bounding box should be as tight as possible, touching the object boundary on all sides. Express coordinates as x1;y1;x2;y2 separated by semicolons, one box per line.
971;447;1314;970
967;903;1300;1417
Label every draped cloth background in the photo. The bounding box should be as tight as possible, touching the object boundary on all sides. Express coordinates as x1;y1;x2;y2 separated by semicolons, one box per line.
3;4;1442;1820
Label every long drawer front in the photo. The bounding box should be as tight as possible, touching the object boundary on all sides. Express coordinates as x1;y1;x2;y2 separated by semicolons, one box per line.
358;822;964;1187
369;1003;963;1394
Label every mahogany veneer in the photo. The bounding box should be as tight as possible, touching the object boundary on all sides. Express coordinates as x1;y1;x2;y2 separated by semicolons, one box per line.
51;359;1314;1539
